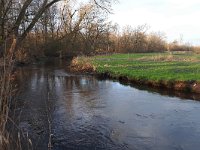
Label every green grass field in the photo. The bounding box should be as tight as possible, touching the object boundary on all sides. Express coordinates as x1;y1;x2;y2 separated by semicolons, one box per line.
74;52;200;82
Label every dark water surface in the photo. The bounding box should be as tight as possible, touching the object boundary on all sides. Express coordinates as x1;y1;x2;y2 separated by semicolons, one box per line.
14;59;200;150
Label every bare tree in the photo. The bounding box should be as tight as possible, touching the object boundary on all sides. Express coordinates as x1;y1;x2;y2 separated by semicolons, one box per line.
118;25;149;53
147;32;167;52
0;0;113;57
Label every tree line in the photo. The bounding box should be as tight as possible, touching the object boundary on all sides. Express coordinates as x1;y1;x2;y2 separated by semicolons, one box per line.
1;0;199;63
0;0;114;60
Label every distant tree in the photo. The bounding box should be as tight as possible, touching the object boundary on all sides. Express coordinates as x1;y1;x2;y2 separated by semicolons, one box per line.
147;32;167;52
118;25;149;53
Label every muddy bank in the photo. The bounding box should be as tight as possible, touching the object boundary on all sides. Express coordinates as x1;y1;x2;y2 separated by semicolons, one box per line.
96;72;200;94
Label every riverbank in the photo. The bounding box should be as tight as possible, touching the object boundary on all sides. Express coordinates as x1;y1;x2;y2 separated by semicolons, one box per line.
70;52;200;93
14;58;200;149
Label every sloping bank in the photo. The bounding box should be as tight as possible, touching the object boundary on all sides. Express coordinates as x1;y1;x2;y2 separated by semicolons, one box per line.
70;53;200;94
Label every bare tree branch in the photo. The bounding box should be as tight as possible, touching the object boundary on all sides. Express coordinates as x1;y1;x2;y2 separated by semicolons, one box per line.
20;0;61;41
13;0;33;36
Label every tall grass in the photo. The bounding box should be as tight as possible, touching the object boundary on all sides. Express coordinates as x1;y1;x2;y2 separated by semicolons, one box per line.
70;56;96;72
0;53;15;149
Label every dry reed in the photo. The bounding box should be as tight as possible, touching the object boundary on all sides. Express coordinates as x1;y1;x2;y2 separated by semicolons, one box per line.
0;53;15;149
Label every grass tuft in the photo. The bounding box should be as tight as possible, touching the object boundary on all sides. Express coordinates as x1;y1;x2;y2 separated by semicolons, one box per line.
70;56;96;72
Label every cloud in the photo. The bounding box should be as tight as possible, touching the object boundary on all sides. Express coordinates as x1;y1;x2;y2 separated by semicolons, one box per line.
110;0;200;45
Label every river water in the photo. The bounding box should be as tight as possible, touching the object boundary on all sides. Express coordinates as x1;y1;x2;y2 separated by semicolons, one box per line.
13;59;200;150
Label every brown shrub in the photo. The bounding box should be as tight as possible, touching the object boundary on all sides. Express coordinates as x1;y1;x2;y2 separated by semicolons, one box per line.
70;56;96;72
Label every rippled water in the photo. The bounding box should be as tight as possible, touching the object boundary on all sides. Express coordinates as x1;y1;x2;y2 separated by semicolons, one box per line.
13;59;200;150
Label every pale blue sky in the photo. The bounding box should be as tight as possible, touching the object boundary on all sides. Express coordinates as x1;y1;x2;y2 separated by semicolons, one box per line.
110;0;200;45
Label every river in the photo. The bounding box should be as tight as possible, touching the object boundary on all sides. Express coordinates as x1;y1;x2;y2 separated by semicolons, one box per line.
12;59;200;150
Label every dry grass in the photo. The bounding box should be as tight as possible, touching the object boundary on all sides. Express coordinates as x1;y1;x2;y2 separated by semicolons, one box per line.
71;56;96;72
0;55;31;150
0;55;14;149
193;46;200;54
15;49;29;63
137;54;198;62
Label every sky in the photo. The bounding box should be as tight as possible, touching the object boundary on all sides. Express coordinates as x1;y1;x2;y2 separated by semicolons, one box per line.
109;0;200;45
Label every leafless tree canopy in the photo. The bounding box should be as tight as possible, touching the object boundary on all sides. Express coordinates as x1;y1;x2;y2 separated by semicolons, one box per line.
0;0;197;61
0;0;114;57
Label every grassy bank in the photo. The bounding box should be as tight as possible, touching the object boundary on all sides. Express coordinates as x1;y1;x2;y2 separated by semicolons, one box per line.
71;52;200;93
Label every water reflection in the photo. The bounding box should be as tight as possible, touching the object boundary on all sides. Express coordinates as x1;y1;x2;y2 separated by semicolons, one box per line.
14;61;200;150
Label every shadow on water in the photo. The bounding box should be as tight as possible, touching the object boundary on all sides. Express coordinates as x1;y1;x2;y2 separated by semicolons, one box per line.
10;58;200;150
102;78;200;101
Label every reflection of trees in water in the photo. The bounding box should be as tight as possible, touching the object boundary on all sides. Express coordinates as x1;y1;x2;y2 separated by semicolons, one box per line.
16;67;46;91
13;67;60;149
48;74;106;119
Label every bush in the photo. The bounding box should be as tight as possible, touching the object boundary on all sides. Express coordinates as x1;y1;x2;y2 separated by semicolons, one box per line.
44;40;61;57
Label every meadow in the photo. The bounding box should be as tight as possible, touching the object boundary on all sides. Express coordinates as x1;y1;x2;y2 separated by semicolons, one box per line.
71;52;200;92
72;52;200;81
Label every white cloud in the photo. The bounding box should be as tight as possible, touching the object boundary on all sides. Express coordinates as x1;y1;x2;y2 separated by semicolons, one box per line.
110;0;200;45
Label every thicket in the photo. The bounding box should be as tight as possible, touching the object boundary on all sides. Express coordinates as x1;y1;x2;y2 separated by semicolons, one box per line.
20;24;200;62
